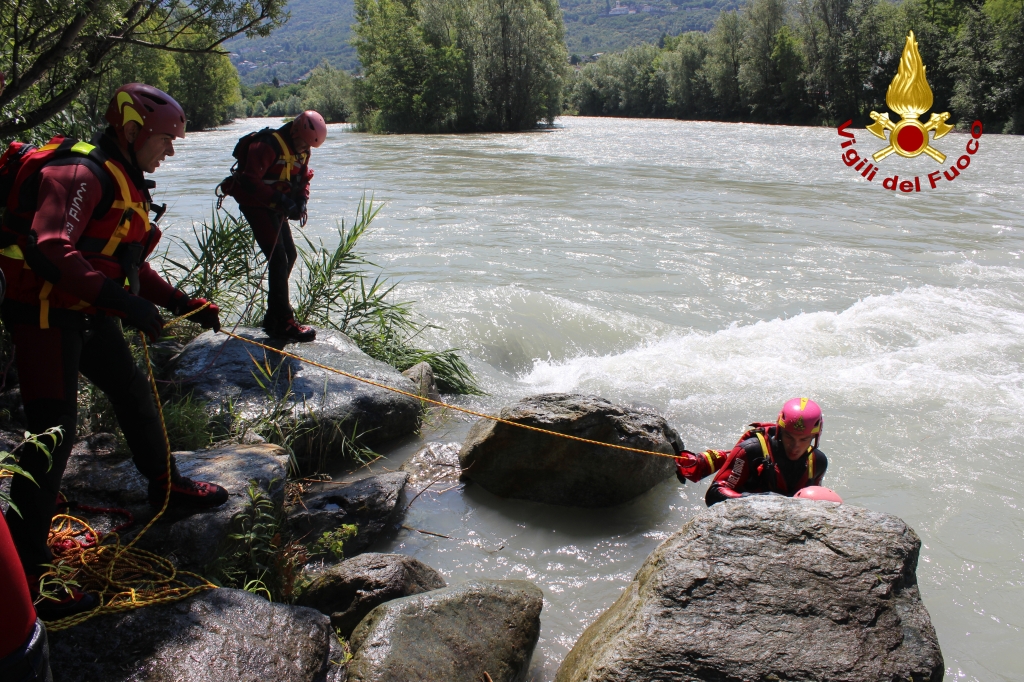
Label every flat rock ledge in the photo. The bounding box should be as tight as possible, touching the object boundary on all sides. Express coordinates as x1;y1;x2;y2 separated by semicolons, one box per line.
296;552;447;637
287;472;409;555
59;441;289;571
168;328;422;471
49;587;345;682
460;393;682;507
347;579;543;682
556;496;944;682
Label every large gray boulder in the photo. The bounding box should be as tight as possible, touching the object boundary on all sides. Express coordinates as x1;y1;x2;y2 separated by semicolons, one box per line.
347;579;543;682
556;496;944;682
168;328;422;471
287;472;409;555
59;442;289;570
296;552;447;637
49;588;345;682
460;394;682;507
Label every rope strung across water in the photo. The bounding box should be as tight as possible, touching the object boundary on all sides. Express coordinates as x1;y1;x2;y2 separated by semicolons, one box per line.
217;328;680;460
40;301;679;630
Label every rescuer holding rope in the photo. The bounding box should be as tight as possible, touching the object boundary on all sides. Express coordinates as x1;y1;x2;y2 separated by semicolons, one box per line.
217;110;327;342
0;83;227;620
675;398;830;506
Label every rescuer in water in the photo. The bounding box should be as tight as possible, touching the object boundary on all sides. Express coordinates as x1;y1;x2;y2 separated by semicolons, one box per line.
0;83;226;620
217;110;327;342
675;398;828;506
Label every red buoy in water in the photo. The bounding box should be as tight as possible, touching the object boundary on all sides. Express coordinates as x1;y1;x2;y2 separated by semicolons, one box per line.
794;486;843;503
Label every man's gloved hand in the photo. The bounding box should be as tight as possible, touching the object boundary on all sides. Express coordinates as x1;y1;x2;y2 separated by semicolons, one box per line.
287;197;306;222
272;191;297;217
170;291;221;332
95;278;164;340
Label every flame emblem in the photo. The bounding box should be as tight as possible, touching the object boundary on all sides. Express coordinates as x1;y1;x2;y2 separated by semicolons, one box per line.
867;31;953;163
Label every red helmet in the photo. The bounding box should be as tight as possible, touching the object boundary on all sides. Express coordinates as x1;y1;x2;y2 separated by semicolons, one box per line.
777;397;823;440
292;110;327;148
794;486;843;503
105;83;186;152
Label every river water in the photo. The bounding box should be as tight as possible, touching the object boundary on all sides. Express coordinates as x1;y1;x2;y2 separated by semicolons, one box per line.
156;117;1024;681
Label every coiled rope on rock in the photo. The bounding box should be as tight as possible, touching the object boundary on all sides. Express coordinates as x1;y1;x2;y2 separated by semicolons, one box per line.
43;306;219;632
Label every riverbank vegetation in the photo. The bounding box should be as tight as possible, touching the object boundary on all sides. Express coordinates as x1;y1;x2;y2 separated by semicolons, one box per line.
568;0;1024;132
352;0;569;132
237;63;354;122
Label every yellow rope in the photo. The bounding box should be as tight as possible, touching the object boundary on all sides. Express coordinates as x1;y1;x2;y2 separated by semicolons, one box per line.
43;330;216;631
218;329;679;460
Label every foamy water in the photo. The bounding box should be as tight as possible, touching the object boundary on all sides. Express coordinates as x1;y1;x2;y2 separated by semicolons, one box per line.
157;117;1024;681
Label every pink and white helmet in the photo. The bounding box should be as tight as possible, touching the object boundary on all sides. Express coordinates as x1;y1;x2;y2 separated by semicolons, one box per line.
292;110;327;148
794;486;843;503
777;397;823;440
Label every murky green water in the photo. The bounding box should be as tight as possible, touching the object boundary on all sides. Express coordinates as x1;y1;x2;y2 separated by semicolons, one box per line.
158;117;1024;681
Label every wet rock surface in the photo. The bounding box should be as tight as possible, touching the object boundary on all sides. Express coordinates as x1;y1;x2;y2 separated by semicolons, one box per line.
49;587;345;682
401;361;441;402
296;552;447;637
460;393;682;507
168;328;422;470
287;472;409;554
556;496;944;682
59;442;289;569
399;441;461;486
347;579;543;682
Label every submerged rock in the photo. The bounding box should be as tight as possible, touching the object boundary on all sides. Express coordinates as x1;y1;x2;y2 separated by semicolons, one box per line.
59;442;289;570
459;393;682;507
287;472;409;555
556;496;944;682
168;328;422;471
402;361;441;402
399;441;461;487
347;579;543;682
296;552;447;637
49;587;345;682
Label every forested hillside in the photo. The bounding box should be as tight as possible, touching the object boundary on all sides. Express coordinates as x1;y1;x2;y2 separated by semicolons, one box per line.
225;0;359;84
226;0;738;83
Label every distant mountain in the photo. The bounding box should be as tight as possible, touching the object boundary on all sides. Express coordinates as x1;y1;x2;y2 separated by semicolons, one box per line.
226;0;740;85
225;0;358;85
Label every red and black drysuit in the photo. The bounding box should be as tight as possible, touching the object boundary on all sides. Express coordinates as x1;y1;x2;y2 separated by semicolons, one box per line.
676;423;827;507
222;123;312;327
0;131;195;577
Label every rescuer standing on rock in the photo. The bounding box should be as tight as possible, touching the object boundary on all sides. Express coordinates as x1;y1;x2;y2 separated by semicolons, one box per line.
0;83;227;620
217;110;327;342
675;398;829;506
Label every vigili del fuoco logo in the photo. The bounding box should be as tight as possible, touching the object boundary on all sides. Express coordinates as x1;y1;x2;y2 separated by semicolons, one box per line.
837;31;983;192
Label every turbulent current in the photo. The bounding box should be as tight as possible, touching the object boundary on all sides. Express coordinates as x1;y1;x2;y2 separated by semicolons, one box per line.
158;117;1024;681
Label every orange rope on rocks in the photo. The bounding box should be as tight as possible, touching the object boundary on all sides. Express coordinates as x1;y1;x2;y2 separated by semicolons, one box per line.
43;310;218;631
217;329;680;460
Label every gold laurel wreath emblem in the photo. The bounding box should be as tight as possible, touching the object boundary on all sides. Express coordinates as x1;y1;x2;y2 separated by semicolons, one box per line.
867;31;953;163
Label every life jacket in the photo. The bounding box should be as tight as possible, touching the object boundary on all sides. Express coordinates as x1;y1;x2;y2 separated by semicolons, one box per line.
737;422;817;494
0;136;159;328
215;127;308;205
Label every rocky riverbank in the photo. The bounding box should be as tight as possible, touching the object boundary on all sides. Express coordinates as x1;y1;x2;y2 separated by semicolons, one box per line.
1;326;943;681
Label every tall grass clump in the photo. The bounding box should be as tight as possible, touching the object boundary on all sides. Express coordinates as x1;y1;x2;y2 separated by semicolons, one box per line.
160;195;479;394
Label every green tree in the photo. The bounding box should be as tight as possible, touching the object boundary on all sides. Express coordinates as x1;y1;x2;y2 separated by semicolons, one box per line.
169;34;242;130
304;61;355;122
663;31;712;118
0;0;285;139
705;10;744;117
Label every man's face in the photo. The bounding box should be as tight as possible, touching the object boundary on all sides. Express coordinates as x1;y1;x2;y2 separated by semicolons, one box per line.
780;430;815;460
135;133;176;173
292;133;310;155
